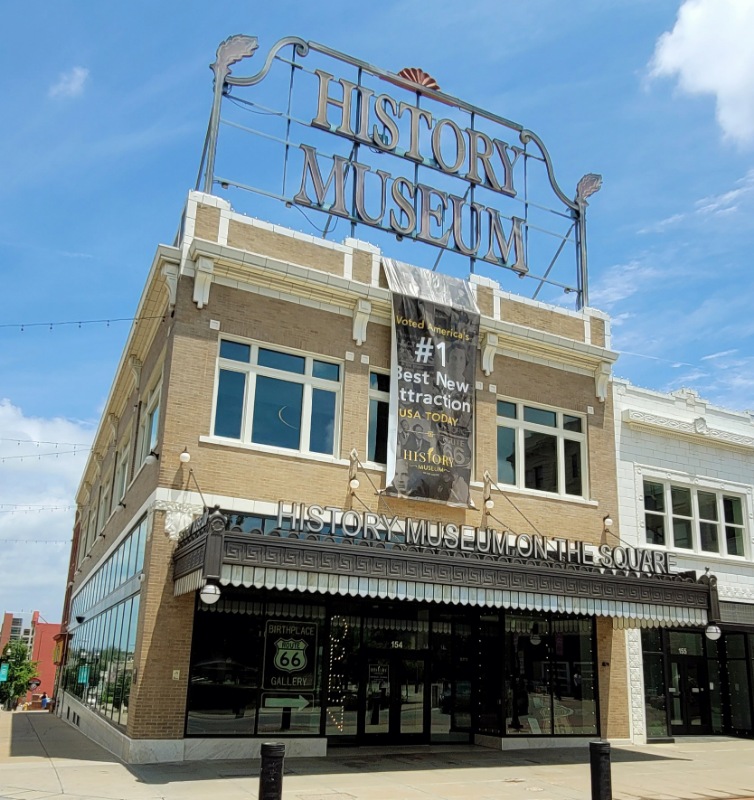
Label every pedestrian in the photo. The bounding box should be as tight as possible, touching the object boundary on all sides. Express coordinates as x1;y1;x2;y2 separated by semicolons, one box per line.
41;692;49;710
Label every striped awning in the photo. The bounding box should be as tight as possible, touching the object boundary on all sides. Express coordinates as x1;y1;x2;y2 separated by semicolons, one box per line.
174;569;204;597
216;563;707;628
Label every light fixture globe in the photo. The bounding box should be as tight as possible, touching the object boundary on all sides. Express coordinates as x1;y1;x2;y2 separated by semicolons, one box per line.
705;623;722;641
199;584;222;605
484;498;495;510
349;477;360;491
179;448;191;464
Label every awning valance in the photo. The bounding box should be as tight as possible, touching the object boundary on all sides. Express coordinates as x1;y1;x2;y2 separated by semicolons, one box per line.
214;563;706;628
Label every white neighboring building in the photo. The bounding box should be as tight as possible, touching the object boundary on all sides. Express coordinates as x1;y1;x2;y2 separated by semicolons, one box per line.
615;380;754;742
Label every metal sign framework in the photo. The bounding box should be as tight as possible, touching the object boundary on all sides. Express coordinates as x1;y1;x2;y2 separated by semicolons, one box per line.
197;35;602;308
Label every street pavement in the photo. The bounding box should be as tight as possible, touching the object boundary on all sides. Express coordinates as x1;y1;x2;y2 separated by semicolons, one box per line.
1;710;753;800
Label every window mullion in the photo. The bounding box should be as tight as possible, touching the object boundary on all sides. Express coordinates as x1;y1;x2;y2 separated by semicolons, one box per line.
556;434;565;497
244;371;256;442
516;424;524;489
301;383;313;452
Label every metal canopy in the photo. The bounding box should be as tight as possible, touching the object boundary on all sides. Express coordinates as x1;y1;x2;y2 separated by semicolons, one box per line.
173;521;712;629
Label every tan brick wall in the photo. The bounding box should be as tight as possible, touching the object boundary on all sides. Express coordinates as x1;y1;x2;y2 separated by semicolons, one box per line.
596;618;630;740
194;205;220;242
590;318;606;347
157;278;616;544
499;298;585;342
127;510;195;740
227;220;345;274
476;285;494;318
352;251;373;284
88;222;625;744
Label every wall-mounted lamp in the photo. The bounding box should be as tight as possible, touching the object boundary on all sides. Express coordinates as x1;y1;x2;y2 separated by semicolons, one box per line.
603;513;613;531
705;623;722;641
75;615;85;624
483;470;495;511
117;501;126;509
145;449;159;465
348;449;360;495
199;584;222;605
179;447;191;464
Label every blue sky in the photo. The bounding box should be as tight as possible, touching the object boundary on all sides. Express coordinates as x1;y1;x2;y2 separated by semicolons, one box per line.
2;0;753;620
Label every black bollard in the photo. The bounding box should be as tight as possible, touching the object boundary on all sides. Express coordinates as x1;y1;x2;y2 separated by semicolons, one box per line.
259;742;286;800
589;741;612;800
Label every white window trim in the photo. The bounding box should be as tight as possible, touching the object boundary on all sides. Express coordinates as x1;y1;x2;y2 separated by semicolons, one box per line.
496;397;589;500
638;468;750;561
210;337;343;458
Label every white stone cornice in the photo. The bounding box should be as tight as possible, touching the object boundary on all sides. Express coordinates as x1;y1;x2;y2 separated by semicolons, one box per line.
193;256;215;309
623;409;754;452
352;299;371;346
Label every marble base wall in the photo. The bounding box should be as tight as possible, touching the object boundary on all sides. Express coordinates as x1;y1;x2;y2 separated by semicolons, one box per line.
58;691;327;763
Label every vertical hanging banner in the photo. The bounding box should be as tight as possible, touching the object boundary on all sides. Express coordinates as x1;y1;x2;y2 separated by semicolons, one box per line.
383;259;480;507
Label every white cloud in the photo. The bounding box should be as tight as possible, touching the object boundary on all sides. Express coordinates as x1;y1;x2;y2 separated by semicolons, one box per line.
638;169;754;234
701;348;739;361
48;66;89;99
0;399;94;620
650;0;754;145
589;259;661;308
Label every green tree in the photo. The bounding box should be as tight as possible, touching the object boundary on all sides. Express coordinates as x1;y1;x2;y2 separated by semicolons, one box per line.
0;640;39;708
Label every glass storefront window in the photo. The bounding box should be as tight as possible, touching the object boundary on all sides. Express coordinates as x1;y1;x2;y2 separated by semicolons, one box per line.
325;614;361;737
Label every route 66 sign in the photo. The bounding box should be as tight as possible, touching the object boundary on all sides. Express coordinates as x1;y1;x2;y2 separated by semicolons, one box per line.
263;621;317;690
274;638;307;673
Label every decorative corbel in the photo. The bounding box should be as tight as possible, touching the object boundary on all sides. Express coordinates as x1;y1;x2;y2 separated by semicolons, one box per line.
193;256;214;309
352;299;371;346
129;356;142;391
595;362;611;403
108;413;119;441
161;261;180;312
482;332;499;377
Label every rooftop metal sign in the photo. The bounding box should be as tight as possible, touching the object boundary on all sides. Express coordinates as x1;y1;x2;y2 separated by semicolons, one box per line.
198;35;602;307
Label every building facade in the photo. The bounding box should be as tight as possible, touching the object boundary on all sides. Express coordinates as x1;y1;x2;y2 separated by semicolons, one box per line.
615;381;754;741
1;610;60;701
56;192;715;762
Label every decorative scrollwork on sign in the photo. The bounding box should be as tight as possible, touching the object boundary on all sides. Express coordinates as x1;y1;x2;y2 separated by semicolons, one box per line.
210;35;259;84
223;36;309;88
520;129;577;211
576;173;603;205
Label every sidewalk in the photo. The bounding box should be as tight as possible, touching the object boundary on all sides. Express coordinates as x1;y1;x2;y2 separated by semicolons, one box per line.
1;710;753;800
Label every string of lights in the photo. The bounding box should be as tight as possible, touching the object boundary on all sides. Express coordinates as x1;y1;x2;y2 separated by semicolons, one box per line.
0;448;90;462
0;503;75;510
0;538;71;544
0;438;92;447
0;314;165;332
0;506;75;515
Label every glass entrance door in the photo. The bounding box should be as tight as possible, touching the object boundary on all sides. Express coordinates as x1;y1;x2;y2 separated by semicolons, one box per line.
668;655;711;734
363;651;427;741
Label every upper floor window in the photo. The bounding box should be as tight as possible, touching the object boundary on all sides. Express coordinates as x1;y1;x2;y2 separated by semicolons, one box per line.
368;371;390;464
213;339;342;457
138;382;161;466
643;479;746;558
496;399;586;498
114;444;130;502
